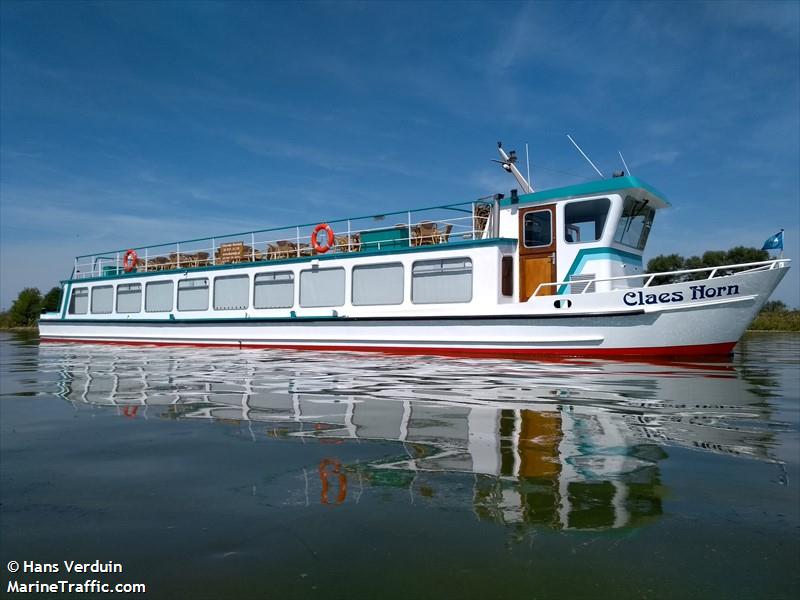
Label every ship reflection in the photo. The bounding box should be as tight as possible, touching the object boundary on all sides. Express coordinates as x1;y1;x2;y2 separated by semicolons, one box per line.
42;345;780;533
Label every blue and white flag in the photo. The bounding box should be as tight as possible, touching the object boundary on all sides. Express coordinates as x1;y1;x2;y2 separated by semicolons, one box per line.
761;229;784;251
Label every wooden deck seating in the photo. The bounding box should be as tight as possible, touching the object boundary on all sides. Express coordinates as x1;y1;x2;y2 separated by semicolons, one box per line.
437;223;453;244
416;221;439;246
334;234;361;253
267;240;297;260
473;203;492;238
148;256;172;271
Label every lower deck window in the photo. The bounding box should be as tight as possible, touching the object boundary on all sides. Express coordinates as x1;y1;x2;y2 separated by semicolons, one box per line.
146;280;174;312
412;258;473;304
352;263;403;305
178;278;209;311
68;287;88;315
214;274;249;310
254;272;294;309
300;268;345;307
116;283;142;313
91;286;113;314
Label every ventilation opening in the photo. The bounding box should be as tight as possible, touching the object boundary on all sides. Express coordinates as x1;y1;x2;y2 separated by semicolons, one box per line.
569;273;596;294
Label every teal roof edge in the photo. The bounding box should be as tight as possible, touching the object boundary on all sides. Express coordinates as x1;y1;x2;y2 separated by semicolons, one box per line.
499;176;668;208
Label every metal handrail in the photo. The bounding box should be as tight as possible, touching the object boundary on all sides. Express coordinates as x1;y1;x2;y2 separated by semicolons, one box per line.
74;200;494;260
72;209;495;279
533;258;790;297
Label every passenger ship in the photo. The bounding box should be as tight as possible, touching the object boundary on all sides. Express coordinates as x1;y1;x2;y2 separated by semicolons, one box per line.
39;144;790;357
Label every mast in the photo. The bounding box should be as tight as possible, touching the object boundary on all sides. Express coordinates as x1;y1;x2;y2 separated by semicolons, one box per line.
496;142;534;193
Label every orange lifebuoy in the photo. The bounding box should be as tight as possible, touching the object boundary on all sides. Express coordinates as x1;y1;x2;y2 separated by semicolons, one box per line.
319;458;347;505
311;223;335;254
123;249;138;273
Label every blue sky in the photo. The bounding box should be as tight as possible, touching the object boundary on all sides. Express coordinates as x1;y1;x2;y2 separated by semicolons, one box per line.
1;0;798;308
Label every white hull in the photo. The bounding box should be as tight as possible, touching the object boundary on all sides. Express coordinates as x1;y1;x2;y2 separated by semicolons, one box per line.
39;265;788;357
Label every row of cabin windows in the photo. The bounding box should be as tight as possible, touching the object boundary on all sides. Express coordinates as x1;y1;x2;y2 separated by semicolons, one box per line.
67;258;474;315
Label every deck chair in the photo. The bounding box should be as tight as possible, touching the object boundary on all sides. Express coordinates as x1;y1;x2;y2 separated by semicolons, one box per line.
417;221;439;246
437;223;453;244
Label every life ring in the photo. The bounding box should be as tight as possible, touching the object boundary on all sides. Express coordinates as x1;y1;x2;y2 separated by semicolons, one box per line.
311;223;335;254
318;458;347;505
123;249;138;273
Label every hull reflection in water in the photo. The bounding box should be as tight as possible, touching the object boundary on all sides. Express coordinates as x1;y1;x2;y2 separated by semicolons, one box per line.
41;343;780;532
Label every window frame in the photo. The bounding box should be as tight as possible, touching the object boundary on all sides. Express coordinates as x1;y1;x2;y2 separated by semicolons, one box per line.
145;280;174;313
116;282;142;314
522;209;553;249
253;271;295;309
563;197;612;245
213;274;250;311
411;257;473;305
177;277;210;312
68;287;89;315
90;285;114;315
299;267;346;308
351;262;405;306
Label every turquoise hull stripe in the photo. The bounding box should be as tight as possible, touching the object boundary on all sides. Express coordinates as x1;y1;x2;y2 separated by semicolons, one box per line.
62;237;516;286
557;248;643;295
499;176;668;208
60;282;72;319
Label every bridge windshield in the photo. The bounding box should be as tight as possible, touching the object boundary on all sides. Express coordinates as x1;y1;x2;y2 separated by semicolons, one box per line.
613;195;655;250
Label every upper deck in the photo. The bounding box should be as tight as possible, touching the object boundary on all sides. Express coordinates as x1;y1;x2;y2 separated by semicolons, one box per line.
72;199;499;281
70;176;668;283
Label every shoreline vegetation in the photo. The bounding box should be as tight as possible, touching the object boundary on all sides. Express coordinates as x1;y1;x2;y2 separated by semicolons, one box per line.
2;246;796;332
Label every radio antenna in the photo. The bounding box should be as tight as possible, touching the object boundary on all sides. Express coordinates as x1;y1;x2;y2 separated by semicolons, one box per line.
618;150;632;176
567;134;605;179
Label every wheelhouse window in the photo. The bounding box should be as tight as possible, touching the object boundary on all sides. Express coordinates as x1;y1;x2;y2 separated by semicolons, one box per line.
614;196;655;250
177;278;209;311
146;280;174;312
214;274;249;310
68;287;89;315
300;268;345;308
523;210;552;248
254;272;294;309
90;286;113;314
352;263;404;306
116;283;142;314
412;257;472;304
564;198;610;243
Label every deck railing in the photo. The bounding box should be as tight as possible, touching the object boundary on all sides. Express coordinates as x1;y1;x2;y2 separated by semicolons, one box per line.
532;259;790;297
73;201;497;280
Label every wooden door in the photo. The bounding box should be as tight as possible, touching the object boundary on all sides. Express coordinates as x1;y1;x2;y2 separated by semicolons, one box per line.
519;204;557;301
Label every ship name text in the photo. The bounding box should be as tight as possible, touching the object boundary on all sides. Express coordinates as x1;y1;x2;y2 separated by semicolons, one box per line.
623;284;740;307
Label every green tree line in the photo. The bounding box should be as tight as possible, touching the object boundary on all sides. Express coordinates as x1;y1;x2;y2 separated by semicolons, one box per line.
0;287;62;328
646;246;770;282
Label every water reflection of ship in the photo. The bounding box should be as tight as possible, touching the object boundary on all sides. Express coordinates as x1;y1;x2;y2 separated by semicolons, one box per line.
47;346;778;531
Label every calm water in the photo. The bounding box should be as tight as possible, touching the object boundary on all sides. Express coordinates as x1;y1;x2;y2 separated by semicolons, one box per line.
1;332;798;599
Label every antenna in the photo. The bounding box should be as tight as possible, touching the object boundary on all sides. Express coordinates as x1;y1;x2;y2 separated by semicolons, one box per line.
525;143;532;190
618;151;632;176
567;134;605;179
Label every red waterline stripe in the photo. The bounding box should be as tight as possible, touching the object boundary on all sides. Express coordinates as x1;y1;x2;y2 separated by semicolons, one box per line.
38;337;737;358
